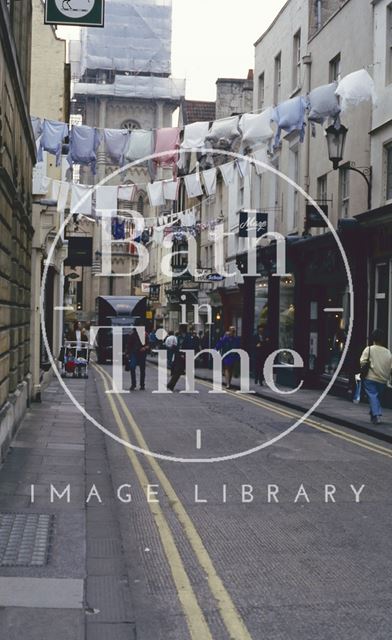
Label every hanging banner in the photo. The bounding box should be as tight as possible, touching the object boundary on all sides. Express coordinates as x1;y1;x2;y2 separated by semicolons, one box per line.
45;0;105;27
239;210;268;238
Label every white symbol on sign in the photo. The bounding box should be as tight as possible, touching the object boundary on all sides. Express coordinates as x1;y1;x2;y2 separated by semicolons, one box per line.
55;0;93;18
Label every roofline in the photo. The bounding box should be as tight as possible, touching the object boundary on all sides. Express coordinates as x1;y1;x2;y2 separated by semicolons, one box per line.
254;0;291;47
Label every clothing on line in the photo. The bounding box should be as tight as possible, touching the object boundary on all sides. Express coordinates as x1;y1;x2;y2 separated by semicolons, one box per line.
154;127;180;168
68;125;101;175
103;128;129;166
272;96;307;147
147;181;165;207
38;119;69;166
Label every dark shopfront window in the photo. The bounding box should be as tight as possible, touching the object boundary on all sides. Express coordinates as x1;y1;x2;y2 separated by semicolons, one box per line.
374;261;391;348
324;287;350;375
254;276;269;333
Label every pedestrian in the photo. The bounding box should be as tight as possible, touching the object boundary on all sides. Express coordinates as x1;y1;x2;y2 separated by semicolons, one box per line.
216;326;240;390
167;325;194;391
360;329;392;425
164;330;177;370
253;324;269;385
125;328;149;391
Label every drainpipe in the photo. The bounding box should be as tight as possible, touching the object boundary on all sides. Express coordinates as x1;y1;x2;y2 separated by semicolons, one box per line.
302;53;312;203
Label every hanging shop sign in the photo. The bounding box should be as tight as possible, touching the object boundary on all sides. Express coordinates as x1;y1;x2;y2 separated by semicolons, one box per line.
305;204;328;228
45;0;105;27
205;273;225;282
149;284;161;302
238;210;268;238
65;237;93;267
194;268;213;284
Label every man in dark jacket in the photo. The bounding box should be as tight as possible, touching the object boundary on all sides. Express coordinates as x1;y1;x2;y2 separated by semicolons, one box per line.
126;329;149;390
167;325;194;391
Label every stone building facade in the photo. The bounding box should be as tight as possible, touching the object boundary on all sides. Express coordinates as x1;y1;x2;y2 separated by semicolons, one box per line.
0;0;36;456
29;0;69;400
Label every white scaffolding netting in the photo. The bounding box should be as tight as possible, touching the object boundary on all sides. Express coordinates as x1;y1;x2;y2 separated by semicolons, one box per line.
73;75;185;100
78;0;172;77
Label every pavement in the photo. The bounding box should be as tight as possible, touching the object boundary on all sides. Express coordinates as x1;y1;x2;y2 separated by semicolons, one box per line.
1;364;392;639
148;355;392;444
0;377;136;640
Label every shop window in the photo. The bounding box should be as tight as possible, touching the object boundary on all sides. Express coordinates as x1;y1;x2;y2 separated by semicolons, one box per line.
255;277;269;334
329;53;341;83
374;262;390;344
324;288;349;375
279;275;295;352
386;143;392;201
274;52;282;105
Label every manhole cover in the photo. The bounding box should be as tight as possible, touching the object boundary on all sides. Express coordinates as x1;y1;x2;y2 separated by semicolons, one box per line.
0;513;54;567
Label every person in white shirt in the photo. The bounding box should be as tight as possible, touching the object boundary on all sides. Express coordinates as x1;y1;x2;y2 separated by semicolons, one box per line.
360;329;392;425
165;331;178;370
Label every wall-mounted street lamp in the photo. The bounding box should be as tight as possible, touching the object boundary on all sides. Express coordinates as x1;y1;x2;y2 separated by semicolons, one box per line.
325;122;372;210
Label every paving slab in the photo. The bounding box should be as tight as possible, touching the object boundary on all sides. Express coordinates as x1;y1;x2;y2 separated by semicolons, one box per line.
0;576;84;608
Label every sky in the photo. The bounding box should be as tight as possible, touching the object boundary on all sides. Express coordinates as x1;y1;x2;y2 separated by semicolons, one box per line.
57;0;287;101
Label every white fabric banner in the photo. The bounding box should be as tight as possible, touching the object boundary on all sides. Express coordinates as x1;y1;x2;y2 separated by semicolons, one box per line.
202;168;217;196
71;184;93;215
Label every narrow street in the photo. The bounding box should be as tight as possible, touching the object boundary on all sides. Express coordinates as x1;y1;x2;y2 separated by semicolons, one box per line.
83;363;392;638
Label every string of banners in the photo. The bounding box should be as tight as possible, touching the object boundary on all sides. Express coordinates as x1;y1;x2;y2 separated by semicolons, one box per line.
32;68;376;182
32;158;257;211
97;205;224;245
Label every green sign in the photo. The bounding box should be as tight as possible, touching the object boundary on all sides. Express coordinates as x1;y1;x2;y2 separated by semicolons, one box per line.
45;0;104;27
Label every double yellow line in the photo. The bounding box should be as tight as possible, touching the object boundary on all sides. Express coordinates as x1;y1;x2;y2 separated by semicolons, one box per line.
197;379;392;460
94;363;253;640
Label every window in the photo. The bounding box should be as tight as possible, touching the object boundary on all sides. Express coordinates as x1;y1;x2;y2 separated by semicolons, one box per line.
258;73;265;110
317;174;328;204
274;53;282;105
288;147;300;231
121;119;140;131
329;53;341;83
292;30;301;90
386;143;392;201
137;194;145;215
340;167;350;217
387;4;392;85
374;262;390;343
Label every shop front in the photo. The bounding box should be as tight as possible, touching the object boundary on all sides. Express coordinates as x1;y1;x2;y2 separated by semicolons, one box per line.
357;204;392;406
237;224;367;393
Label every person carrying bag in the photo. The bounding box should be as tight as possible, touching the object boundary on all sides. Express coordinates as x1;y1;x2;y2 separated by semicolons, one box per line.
359;329;392;425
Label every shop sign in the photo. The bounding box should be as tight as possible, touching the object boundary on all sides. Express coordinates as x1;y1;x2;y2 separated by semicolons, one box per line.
149;284;160;302
141;283;151;294
65;237;93;267
206;273;225;282
306;204;328;228
45;0;104;26
194;268;212;283
239;210;268;238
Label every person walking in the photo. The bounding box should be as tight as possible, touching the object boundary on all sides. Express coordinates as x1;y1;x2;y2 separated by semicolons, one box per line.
253;324;269;386
164;330;177;370
126;328;149;391
167;325;194;391
216;326;240;390
360;329;392;425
